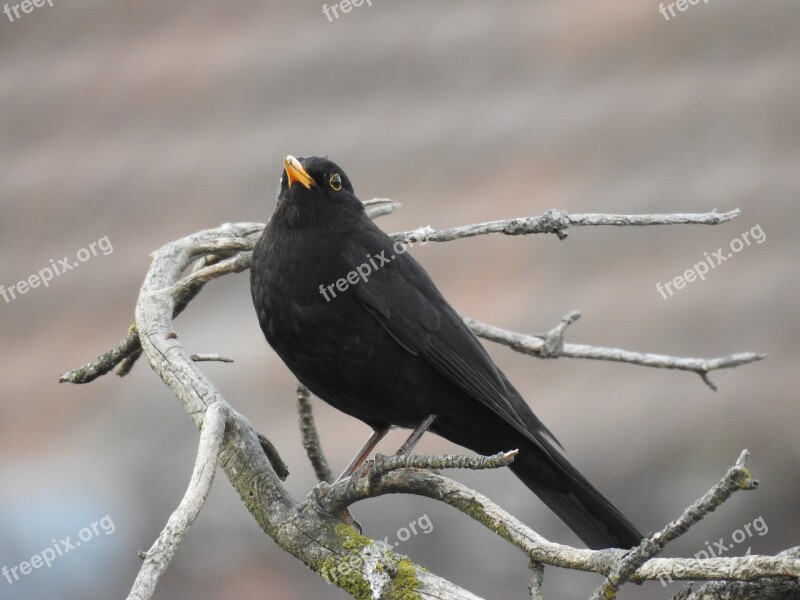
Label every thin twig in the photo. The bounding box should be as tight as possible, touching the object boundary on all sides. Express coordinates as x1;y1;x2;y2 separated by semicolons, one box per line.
59;324;140;383
168;251;253;300
316;450;518;511
528;561;545;600
363;198;402;220
296;382;333;483
190;354;234;363
591;450;758;599
463;314;766;390
391;208;741;243
256;432;290;481
371;450;518;479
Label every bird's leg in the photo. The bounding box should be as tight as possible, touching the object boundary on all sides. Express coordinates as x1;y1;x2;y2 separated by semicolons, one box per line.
395;414;437;456
317;426;390;534
336;426;390;482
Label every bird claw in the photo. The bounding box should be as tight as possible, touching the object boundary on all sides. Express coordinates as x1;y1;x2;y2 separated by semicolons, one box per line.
306;481;363;534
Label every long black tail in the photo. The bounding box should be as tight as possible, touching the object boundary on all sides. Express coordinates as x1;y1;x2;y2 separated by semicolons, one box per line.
509;438;642;550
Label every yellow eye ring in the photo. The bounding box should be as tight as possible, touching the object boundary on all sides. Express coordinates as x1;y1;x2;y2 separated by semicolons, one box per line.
329;173;342;191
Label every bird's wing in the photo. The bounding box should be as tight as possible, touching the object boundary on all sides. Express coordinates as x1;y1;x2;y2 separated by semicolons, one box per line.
353;242;560;448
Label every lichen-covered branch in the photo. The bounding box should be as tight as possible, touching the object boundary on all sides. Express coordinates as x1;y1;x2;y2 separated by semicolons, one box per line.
60;207;782;599
528;561;545;600
67;222;482;600
369;449;518;479
312;451;799;590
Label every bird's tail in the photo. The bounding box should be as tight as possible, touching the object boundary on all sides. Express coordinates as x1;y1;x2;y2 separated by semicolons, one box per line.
509;439;642;550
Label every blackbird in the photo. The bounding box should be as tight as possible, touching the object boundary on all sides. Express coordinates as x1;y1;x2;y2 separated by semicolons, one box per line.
251;155;643;549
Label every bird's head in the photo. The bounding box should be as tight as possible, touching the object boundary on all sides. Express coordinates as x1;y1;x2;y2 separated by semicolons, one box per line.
275;155;362;226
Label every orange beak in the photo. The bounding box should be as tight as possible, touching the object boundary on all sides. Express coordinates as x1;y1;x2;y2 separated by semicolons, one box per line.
283;155;315;189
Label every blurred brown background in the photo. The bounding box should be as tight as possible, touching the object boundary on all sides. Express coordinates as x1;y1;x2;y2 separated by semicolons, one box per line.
1;1;798;598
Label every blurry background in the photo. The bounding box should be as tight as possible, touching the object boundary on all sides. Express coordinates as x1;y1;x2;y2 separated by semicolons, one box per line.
1;1;798;598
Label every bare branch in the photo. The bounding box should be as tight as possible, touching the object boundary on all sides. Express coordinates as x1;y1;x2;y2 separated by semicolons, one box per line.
61;208;778;599
528;561;545;600
463;314;766;390
363;198;402;220
87;222;484;599
127;401;228;600
169;251;253;301
59;323;140;383
296;382;333;483
190;353;234;363
675;558;800;600
592;450;757;599
61;208;761;390
310;449;799;590
567;209;740;227
370;449;518;479
391;208;741;243
313;450;518;513
256;432;290;481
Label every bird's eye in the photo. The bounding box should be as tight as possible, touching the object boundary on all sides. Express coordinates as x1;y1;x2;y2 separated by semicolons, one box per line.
329;173;342;191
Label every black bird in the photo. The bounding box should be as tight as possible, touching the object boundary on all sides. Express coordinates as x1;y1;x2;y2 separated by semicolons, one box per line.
251;155;642;549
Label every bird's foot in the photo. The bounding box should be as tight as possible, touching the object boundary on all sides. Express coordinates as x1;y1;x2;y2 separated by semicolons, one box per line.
306;481;363;534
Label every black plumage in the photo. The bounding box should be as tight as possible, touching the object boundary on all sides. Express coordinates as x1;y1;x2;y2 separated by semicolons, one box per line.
250;155;642;549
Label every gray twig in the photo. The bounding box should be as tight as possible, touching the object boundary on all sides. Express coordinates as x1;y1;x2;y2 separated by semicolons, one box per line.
314;450;518;513
256;432;290;481
190;354;234;363
371;449;518;479
463;315;765;390
296;382;333;483
591;450;758;600
363;198;402;220
391;208;741;243
528;561;545;600
59;324;140;383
